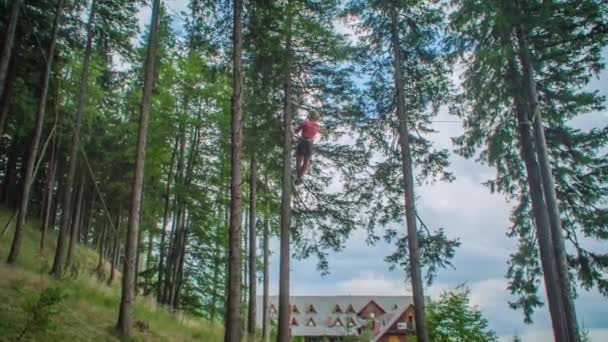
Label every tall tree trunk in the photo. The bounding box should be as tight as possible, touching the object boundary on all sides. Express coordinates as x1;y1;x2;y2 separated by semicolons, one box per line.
157;134;179;302
0;57;17;139
40;157;57;252
41;71;62;252
225;0;244;339
247;154;257;342
277;3;293;341
223;183;230;326
165;203;184;304
169;124;200;307
162;204;179;304
82;193;96;246
7;0;63;264
507;53;568;342
172;214;189;310
134;188;145;297
96;224;107;279
65;172;85;270
243;206;249;333
515;25;579;342
389;8;429;342
168;205;186;307
144;223;154;296
108;212;122;286
116;0;160;335
210;216;221;323
163;126;186;304
0;0;22;101
262;207;270;342
77;192;88;243
51;0;97;277
1;143;17;205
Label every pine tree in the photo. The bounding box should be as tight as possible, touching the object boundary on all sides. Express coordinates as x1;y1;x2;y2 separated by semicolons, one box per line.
448;0;608;336
225;0;245;340
7;0;64;265
347;1;460;340
0;0;23;112
116;0;161;336
427;286;498;342
51;0;98;277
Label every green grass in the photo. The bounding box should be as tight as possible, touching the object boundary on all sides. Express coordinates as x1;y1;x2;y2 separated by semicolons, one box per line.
0;208;223;341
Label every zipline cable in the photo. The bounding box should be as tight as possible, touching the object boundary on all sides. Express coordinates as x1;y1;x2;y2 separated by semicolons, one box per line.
73;126;118;234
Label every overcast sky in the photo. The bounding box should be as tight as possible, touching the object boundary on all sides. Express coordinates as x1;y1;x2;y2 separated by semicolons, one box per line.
137;2;608;340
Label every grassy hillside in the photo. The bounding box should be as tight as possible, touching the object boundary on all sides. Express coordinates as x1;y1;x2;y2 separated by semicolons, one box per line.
0;208;223;341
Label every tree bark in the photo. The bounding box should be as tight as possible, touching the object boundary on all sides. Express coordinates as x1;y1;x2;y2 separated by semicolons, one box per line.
134;188;144;296
51;0;97;277
144;221;154;296
1;143;18;205
516;25;579;342
0;0;23;101
507;53;568;342
96;224;108;279
247;140;258;341
40;157;57;252
116;0;160;336
82;193;96;246
172;213;189;310
157;135;177;300
243;206;249;333
262;208;270;342
7;0;63;265
41;72;62;252
169;124;200;307
277;3;293;340
225;0;244;339
210;214;221;323
65;172;85;270
166;202;185;305
108;212;122;286
163;125;186;304
389;8;429;342
0;57;17;139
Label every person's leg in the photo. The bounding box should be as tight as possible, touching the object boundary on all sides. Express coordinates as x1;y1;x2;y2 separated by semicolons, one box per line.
295;140;305;178
296;153;304;178
300;157;310;177
299;141;312;178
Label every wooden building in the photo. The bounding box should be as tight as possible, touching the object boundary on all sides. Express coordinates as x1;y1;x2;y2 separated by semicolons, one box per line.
256;295;424;341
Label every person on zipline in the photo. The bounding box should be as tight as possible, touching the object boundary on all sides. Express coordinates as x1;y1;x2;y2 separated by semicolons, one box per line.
295;111;323;181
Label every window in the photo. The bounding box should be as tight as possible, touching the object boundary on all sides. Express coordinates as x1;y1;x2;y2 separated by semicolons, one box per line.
307;304;317;314
334;318;343;327
347;318;356;328
270;304;277;314
307;318;316;327
333;304;343;313
292;305;300;314
346;304;356;314
291;317;298;326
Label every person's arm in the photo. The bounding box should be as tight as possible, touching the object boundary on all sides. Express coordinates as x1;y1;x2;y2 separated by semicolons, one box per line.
295;122;304;134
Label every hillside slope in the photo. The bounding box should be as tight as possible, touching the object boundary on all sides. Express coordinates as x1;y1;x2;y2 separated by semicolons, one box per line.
0;209;223;341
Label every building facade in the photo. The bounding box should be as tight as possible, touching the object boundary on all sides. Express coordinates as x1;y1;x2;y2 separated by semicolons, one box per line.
256;295;421;341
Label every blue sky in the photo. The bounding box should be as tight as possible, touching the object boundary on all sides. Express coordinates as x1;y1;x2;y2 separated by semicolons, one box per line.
137;1;608;340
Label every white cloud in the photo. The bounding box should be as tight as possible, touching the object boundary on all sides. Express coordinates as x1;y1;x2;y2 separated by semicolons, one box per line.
498;328;608;342
336;271;409;295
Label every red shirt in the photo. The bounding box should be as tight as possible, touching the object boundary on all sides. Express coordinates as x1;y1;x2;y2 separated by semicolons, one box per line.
297;120;322;140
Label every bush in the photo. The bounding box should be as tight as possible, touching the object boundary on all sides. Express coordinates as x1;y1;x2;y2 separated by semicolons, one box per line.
15;285;66;341
427;285;497;342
